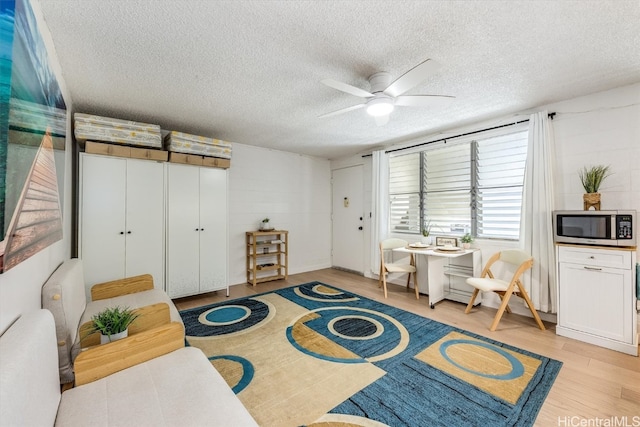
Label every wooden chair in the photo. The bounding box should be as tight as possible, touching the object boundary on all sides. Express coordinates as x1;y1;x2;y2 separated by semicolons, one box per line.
379;238;418;299
465;249;545;331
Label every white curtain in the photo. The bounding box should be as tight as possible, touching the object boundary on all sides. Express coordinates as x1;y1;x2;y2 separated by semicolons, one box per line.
371;150;389;276
520;111;557;313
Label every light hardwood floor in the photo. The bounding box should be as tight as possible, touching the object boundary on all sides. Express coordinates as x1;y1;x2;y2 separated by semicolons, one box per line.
173;268;640;426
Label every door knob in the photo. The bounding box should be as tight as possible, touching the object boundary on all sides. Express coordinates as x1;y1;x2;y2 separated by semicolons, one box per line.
127;231;132;234
119;231;124;235
358;226;363;230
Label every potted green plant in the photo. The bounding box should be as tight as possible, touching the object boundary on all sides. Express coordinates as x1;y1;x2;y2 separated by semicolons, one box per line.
579;165;611;210
85;306;139;344
260;217;272;230
421;219;432;244
460;233;474;249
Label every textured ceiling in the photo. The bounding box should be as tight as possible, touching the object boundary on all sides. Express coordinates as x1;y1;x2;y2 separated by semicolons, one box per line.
36;0;640;159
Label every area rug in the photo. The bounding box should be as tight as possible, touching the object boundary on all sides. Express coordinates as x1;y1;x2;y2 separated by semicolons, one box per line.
179;282;562;427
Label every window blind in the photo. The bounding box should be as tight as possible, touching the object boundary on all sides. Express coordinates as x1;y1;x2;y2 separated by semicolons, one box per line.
476;131;528;239
423;144;471;235
389;153;420;233
387;127;528;241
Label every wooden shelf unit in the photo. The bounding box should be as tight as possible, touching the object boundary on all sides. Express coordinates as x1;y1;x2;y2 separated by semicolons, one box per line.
246;230;288;286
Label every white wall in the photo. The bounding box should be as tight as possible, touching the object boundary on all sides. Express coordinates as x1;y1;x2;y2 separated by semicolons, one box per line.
0;0;73;334
228;143;332;286
0;16;332;331
345;82;639;319
549;83;640;213
2;1;635;334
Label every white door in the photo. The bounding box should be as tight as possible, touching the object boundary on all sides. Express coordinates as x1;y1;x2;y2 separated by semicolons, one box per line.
80;154;126;287
166;164;200;298
125;159;165;288
332;166;364;274
199;167;228;292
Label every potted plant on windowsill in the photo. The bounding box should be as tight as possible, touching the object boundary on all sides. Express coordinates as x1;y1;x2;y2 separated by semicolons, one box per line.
421;219;432;245
85;306;139;344
460;233;474;249
579;165;611;211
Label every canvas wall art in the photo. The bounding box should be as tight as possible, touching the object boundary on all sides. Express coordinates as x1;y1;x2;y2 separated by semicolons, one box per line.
0;0;66;273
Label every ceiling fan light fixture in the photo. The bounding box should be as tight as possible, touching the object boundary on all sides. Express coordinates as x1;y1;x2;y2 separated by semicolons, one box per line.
366;97;394;117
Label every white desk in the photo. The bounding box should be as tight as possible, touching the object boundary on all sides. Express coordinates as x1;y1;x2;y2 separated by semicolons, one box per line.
394;247;481;308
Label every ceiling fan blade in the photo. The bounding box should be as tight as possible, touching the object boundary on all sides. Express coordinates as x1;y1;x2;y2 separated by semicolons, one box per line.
321;79;375;98
394;95;455;108
383;59;442;97
374;114;390;126
318;103;365;119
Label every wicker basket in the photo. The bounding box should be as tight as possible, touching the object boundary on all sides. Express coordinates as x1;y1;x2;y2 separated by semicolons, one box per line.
583;192;601;211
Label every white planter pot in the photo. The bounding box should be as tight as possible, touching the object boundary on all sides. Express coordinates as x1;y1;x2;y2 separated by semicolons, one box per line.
100;329;128;344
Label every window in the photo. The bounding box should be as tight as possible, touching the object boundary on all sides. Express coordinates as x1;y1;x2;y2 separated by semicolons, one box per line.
389;129;528;240
389;153;420;233
475;132;528;239
423;143;471;236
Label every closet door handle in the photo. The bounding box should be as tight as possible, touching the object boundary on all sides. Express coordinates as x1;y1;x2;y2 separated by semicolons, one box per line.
127;231;132;234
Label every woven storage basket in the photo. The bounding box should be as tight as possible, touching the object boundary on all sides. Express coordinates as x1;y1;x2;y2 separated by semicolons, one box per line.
583;192;601;210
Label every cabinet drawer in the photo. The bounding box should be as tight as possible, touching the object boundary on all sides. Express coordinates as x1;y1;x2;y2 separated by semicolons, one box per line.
557;245;632;269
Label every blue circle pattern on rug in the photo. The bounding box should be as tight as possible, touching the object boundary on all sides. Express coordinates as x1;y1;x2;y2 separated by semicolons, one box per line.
203;305;250;325
440;339;525;380
333;317;378;338
294;283;361;302
287;306;407;363
182;298;271;337
208;355;254;394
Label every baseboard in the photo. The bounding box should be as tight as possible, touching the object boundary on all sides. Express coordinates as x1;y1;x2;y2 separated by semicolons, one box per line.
556;325;639;356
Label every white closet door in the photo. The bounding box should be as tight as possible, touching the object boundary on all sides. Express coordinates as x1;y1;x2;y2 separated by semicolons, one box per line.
166;164;201;298
125;159;165;288
80;154;126;288
199;167;228;292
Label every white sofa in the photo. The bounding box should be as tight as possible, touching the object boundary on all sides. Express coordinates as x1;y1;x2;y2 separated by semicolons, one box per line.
0;309;258;426
41;258;183;384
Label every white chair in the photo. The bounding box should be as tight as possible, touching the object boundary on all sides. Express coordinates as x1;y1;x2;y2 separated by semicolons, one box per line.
465;249;545;331
379;238;418;299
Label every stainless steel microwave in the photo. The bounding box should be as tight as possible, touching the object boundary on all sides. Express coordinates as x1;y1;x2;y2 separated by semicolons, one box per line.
553;210;636;247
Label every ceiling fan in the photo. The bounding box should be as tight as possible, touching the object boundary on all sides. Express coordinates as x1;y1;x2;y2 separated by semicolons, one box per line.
319;59;454;126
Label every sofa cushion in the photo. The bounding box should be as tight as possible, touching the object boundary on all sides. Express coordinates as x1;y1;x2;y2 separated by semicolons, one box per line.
0;310;61;426
41;259;88;384
72;288;184;361
56;346;258;427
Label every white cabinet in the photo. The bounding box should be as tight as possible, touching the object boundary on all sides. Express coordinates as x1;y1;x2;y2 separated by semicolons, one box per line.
79;154;165;293
166;163;228;298
556;244;637;356
408;249;481;308
443;250;482;305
